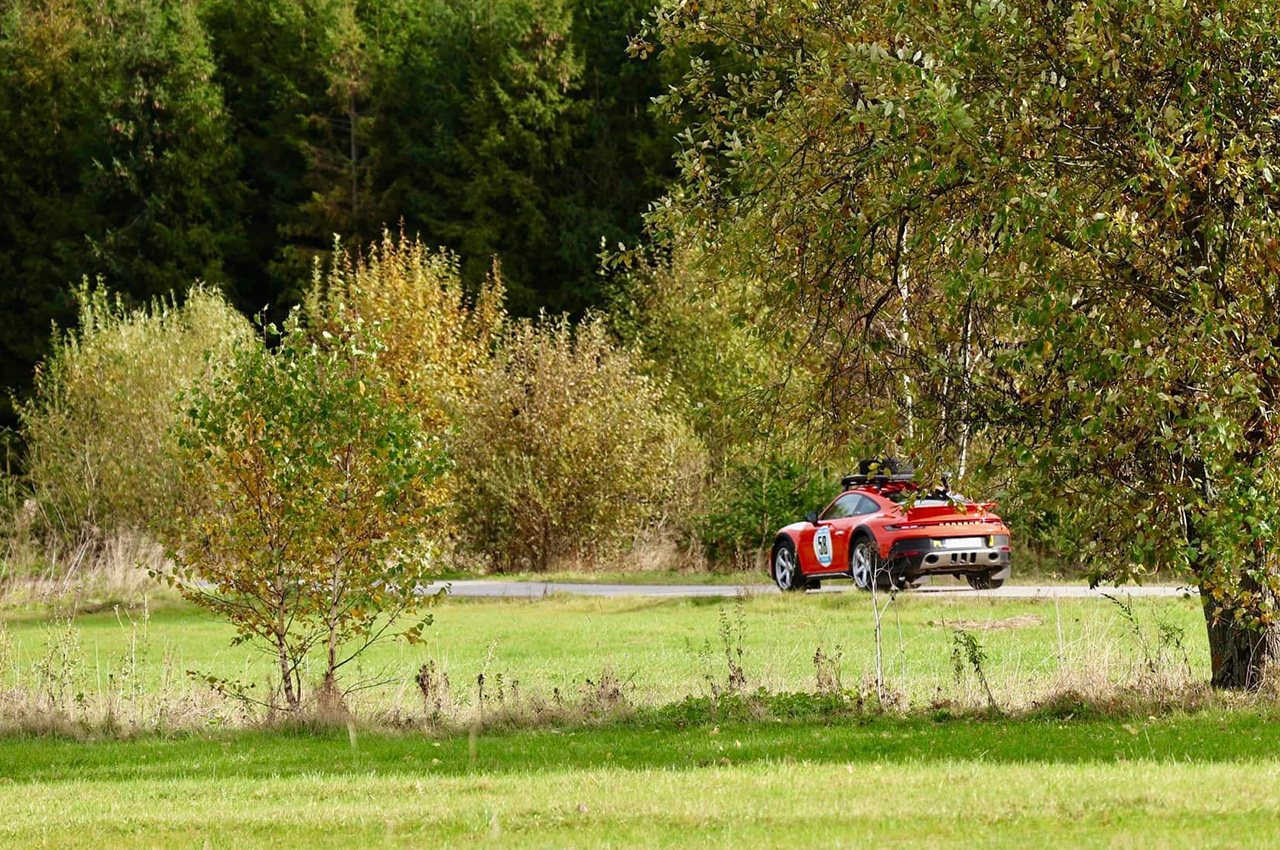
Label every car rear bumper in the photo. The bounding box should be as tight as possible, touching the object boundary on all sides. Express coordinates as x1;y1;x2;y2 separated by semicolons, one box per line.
889;541;1011;578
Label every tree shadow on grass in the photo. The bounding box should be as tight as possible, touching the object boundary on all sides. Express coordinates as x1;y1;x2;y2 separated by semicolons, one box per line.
2;710;1279;785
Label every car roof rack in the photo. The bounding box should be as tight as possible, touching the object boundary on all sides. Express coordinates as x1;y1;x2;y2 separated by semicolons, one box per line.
841;472;916;489
842;457;915;490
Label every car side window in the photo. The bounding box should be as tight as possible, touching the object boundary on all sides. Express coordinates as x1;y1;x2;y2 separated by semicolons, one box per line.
820;494;861;521
854;495;880;516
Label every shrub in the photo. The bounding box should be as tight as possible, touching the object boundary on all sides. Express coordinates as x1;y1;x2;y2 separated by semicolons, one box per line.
162;313;447;711
303;231;505;431
18;283;250;539
612;247;836;565
452;316;705;571
697;455;833;566
610;247;774;459
302;232;504;537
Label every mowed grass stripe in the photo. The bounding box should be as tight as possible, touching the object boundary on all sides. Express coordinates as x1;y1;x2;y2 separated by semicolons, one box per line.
4;712;1280;783
2;744;1279;847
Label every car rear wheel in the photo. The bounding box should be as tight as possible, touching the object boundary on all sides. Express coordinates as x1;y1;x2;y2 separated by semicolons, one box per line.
966;573;1005;590
851;538;904;592
849;538;879;591
773;540;804;592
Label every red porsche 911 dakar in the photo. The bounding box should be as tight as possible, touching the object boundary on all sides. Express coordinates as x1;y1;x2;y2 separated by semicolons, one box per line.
770;459;1011;592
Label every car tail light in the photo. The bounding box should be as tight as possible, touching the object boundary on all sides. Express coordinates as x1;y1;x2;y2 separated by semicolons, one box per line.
886;523;926;531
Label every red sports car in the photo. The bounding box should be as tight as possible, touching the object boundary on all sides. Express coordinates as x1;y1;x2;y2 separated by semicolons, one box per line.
770;459;1011;592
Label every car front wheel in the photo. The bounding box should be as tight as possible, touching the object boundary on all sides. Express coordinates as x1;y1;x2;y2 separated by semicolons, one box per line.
773;540;804;592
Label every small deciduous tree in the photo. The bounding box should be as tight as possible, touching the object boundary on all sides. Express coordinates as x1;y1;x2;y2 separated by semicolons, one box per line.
611;246;781;458
163;314;446;710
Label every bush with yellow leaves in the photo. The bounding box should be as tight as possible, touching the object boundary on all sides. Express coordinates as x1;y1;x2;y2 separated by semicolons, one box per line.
452;316;706;571
19;282;250;539
303;231;505;431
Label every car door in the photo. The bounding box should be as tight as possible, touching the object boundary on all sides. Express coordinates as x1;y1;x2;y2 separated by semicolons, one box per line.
812;493;861;574
847;494;884;561
825;493;888;571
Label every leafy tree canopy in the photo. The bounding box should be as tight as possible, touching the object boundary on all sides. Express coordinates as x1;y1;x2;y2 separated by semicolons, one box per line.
642;0;1280;687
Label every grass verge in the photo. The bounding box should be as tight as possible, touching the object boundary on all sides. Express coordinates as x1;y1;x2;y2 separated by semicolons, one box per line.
1;592;1213;730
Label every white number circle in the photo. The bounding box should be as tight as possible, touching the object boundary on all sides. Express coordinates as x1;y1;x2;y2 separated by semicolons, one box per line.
813;527;833;567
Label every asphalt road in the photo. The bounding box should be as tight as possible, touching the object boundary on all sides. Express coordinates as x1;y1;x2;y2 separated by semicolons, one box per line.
424;579;1197;600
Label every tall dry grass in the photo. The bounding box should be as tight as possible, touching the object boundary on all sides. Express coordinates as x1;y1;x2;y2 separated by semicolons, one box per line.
1;527;162;611
0;600;242;737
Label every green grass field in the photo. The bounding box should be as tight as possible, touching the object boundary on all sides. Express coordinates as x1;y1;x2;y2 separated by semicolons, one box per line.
1;590;1263;847
3;712;1279;847
2;590;1207;713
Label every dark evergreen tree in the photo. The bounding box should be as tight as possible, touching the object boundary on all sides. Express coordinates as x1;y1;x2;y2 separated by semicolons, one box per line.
0;0;243;427
292;0;381;262
0;0;680;424
369;0;581;313
557;0;679;312
199;0;335;319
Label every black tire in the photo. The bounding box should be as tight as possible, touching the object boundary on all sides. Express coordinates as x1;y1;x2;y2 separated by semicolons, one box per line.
966;573;1005;590
850;536;904;592
773;539;804;592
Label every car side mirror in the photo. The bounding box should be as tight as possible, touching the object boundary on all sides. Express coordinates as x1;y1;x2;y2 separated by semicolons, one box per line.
805;511;819;525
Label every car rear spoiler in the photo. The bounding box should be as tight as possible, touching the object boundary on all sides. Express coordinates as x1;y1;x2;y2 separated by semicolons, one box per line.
903;502;998;522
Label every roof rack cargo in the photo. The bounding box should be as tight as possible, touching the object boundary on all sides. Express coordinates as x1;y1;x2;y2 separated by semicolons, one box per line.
841;457;915;490
841;472;916;488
